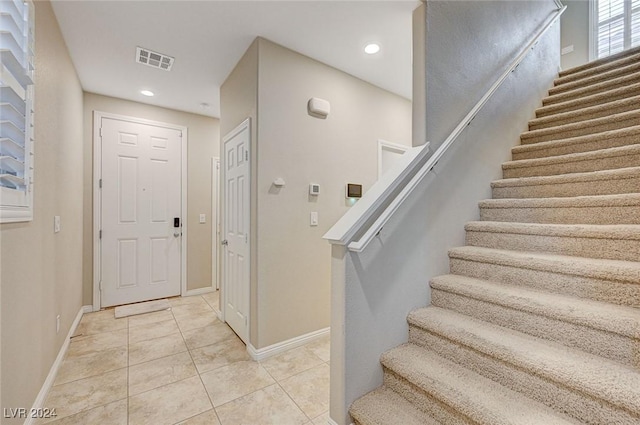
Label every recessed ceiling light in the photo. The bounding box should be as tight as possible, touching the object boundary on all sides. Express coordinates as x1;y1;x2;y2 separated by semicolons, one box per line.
364;43;380;54
140;90;154;97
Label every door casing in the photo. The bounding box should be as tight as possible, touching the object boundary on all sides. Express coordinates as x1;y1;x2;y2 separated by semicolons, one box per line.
92;111;188;311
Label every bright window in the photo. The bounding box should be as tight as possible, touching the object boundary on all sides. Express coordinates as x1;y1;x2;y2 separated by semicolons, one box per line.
593;0;640;58
0;0;34;223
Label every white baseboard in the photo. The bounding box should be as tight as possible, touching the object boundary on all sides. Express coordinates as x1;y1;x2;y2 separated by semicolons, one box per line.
25;305;89;425
247;327;330;361
184;287;215;297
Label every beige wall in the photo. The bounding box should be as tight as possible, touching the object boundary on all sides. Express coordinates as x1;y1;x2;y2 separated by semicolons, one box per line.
221;38;412;349
560;0;590;70
0;1;84;420
82;93;220;305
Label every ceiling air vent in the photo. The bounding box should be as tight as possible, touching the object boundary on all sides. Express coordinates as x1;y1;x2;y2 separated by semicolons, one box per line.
136;47;174;71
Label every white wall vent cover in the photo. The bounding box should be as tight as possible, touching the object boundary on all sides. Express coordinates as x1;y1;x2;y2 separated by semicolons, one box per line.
136;47;174;71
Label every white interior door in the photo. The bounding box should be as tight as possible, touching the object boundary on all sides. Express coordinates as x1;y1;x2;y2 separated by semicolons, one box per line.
223;120;250;343
100;116;182;307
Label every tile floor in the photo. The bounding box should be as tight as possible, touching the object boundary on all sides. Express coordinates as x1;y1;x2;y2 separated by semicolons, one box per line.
39;292;331;425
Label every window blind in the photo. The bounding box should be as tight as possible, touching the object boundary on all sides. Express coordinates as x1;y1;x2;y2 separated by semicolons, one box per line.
596;0;640;58
0;0;34;222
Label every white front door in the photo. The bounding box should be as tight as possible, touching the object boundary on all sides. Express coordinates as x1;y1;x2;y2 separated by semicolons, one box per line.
100;116;182;307
223;120;250;343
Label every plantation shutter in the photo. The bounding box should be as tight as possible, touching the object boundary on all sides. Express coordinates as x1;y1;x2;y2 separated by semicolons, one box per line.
0;0;34;222
596;0;640;58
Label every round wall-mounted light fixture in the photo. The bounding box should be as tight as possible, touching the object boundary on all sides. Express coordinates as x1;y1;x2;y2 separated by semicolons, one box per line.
140;90;154;97
364;43;380;55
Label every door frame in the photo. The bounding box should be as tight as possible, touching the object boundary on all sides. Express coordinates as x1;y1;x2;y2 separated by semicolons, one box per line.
212;157;220;292
92;111;188;311
220;118;251;337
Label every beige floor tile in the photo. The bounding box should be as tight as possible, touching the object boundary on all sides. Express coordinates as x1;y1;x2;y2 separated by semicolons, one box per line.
129;351;197;396
215;384;308;425
74;312;128;337
311;411;330;425
54;346;128;385
128;309;174;328
182;320;235;350
169;295;209;308
190;338;249;374
43;368;127;421
129;332;187;366
304;334;330;363
67;329;128;358
260;346;324;381
128;376;212;425
201;291;220;310
129;319;179;344
200;360;274;406
40;399;127;425
176;409;221;425
174;310;219;333
279;364;330;419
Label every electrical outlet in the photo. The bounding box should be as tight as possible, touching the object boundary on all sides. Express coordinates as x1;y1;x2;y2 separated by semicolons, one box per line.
56;315;60;334
199;214;206;224
54;216;61;233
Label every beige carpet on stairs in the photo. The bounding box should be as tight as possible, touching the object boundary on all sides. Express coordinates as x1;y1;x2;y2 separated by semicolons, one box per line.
350;46;640;425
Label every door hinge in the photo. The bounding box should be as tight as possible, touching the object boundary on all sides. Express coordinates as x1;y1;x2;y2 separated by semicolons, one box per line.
245;151;248;161
99;127;103;137
99;281;102;291
99;178;102;188
99;230;102;239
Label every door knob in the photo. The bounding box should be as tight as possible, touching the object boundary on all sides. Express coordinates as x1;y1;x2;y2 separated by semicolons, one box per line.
221;239;228;246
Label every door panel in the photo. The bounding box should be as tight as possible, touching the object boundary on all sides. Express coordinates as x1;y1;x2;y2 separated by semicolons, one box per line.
101;117;182;307
223;120;250;343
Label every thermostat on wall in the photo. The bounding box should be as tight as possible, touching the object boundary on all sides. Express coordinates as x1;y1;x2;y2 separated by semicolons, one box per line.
346;183;362;199
309;183;320;195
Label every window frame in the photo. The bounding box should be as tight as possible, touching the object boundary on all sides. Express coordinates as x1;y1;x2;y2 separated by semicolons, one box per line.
0;0;34;223
590;0;640;60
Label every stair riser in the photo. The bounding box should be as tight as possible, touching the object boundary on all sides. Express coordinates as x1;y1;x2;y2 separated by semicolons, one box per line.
557;51;640;81
492;175;640;198
529;101;640;131
431;289;639;367
408;327;638;425
480;204;640;225
537;85;640;117
550;67;640;96
503;152;640;178
543;75;640;106
521;115;640;145
513;132;640;159
448;257;640;307
382;370;476;425
466;230;640;262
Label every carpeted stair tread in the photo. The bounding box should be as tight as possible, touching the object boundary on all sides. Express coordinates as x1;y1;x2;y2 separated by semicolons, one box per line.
502;144;640;178
514;125;640;157
542;72;640;106
430;274;640;340
350;386;441;425
465;220;640;261
536;81;640;117
520;109;640;144
407;307;640;415
557;45;640;79
491;166;640;198
381;343;580;425
528;95;640;131
550;61;640;96
480;192;640;209
448;246;640;285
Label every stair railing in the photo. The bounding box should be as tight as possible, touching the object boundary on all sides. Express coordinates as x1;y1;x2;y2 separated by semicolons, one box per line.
323;0;566;253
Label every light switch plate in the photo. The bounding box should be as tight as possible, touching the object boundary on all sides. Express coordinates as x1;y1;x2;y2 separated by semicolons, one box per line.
199;214;206;224
54;216;61;233
310;212;318;226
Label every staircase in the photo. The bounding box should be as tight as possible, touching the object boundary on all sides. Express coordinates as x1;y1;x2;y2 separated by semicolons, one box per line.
349;47;640;425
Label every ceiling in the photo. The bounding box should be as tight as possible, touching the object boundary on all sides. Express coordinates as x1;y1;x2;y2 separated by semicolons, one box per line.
50;1;419;119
